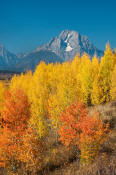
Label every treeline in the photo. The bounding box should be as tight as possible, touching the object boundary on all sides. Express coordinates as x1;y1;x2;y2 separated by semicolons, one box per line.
0;43;115;173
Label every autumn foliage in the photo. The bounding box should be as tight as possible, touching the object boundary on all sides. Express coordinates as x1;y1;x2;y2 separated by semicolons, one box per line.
0;89;30;165
0;81;6;114
0;89;42;173
59;102;109;164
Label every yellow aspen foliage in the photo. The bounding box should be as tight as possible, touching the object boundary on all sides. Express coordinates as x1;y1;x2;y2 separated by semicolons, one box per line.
78;53;92;104
91;55;101;104
29;62;50;137
71;54;82;101
48;61;80;128
45;63;60;95
71;53;80;72
91;74;104;105
110;65;116;100
112;49;116;66
99;43;113;103
10;71;32;96
91;54;99;79
111;49;116;100
0;81;6;113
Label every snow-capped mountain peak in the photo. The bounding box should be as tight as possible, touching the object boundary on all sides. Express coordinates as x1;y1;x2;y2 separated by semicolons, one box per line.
36;30;103;61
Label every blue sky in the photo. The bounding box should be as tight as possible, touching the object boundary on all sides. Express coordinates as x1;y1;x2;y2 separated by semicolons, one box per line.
0;0;116;53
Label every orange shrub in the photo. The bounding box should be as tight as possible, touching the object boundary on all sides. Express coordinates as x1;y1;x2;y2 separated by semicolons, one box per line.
59;102;109;164
0;89;30;167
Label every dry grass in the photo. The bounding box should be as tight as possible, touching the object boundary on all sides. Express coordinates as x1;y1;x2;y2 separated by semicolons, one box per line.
77;153;116;175
39;128;79;173
89;101;116;129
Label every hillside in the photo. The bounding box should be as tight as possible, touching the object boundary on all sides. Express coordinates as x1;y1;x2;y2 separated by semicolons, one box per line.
14;50;63;72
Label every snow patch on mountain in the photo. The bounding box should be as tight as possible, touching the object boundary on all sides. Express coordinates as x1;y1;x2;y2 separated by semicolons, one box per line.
65;44;73;52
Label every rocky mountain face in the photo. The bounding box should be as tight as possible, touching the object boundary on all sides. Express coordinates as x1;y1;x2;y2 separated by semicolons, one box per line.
36;30;104;61
0;45;19;70
0;30;104;71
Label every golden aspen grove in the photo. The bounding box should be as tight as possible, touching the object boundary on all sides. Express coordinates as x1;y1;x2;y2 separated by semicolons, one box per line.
0;43;116;174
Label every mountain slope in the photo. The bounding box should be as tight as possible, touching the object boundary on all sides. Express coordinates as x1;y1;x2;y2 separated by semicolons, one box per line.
0;45;63;71
15;50;63;71
36;30;104;61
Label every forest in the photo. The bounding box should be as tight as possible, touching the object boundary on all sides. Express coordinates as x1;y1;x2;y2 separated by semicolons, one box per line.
0;43;116;175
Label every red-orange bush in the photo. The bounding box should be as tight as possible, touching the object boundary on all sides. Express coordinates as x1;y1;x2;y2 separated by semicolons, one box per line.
0;89;31;167
59;102;109;164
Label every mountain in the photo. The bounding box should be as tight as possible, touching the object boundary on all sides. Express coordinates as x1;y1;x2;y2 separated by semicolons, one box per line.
36;30;104;61
0;30;104;72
